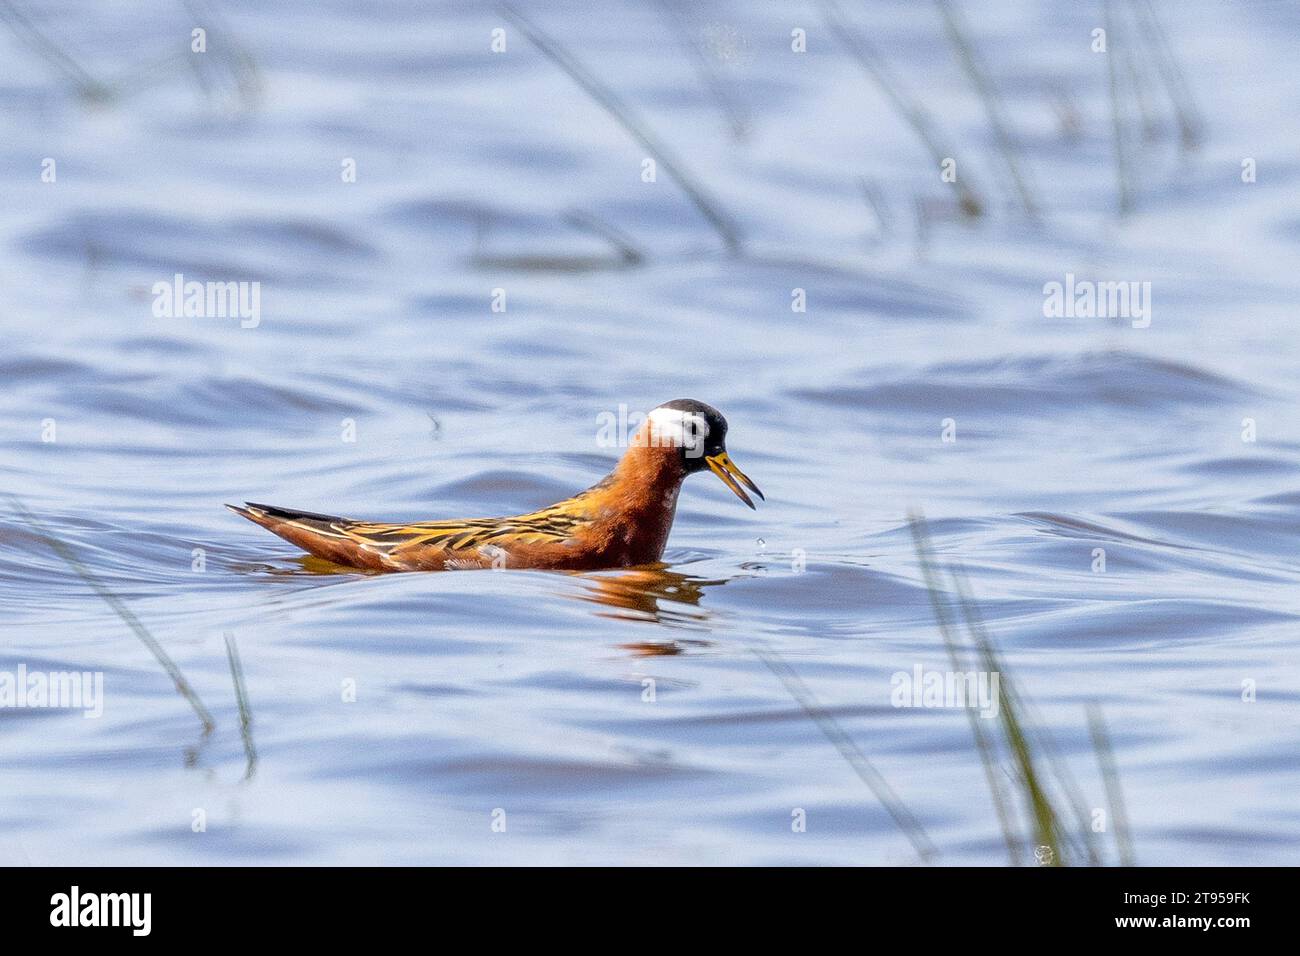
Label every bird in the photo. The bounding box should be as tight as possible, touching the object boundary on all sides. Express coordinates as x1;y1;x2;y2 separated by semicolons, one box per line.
226;399;763;572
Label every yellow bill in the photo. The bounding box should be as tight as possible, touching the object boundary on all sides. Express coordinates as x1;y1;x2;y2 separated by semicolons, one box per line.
705;453;764;510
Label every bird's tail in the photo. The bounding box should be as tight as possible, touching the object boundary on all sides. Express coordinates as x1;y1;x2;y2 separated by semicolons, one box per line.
225;502;388;570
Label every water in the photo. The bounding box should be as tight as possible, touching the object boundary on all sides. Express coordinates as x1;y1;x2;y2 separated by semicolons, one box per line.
2;0;1299;865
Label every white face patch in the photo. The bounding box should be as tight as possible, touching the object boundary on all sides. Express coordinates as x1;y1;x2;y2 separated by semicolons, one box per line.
646;406;708;456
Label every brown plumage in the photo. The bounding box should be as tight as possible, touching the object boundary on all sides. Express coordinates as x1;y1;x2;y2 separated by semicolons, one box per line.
227;400;762;572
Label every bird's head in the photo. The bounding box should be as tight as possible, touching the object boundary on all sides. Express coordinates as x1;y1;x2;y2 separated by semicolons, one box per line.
640;399;764;509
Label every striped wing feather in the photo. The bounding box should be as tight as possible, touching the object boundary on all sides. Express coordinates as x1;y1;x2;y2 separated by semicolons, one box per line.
233;476;617;569
337;502;589;556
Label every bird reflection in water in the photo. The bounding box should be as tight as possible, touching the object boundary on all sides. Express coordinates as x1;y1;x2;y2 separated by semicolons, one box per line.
255;557;726;655
571;566;726;655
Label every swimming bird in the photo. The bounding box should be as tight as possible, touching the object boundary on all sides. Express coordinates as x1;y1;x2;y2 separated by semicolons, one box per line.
226;399;762;572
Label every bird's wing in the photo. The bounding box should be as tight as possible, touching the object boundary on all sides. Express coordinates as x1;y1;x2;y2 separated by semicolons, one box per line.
230;500;591;560
345;506;588;555
227;476;622;571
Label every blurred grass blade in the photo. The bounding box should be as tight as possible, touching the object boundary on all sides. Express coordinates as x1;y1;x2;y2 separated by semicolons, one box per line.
817;0;984;218
1087;702;1135;865
563;209;645;266
857;176;892;240
653;0;750;140
1130;0;1202;151
501;4;743;254
224;631;257;781
8;494;215;732
0;0;112;100
181;0;263;109
1115;0;1159;142
747;634;937;862
907;508;1114;866
933;0;1040;218
1103;0;1134;215
949;561;1098;865
908;510;1021;864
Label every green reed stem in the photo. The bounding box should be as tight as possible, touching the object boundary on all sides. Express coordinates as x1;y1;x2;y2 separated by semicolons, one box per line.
1130;0;1203;151
747;634;938;863
8;494;215;732
1103;0;1134;215
908;510;1022;864
817;0;984;218
501;4;743;254
224;631;257;780
933;0;1040;219
1087;702;1135;865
